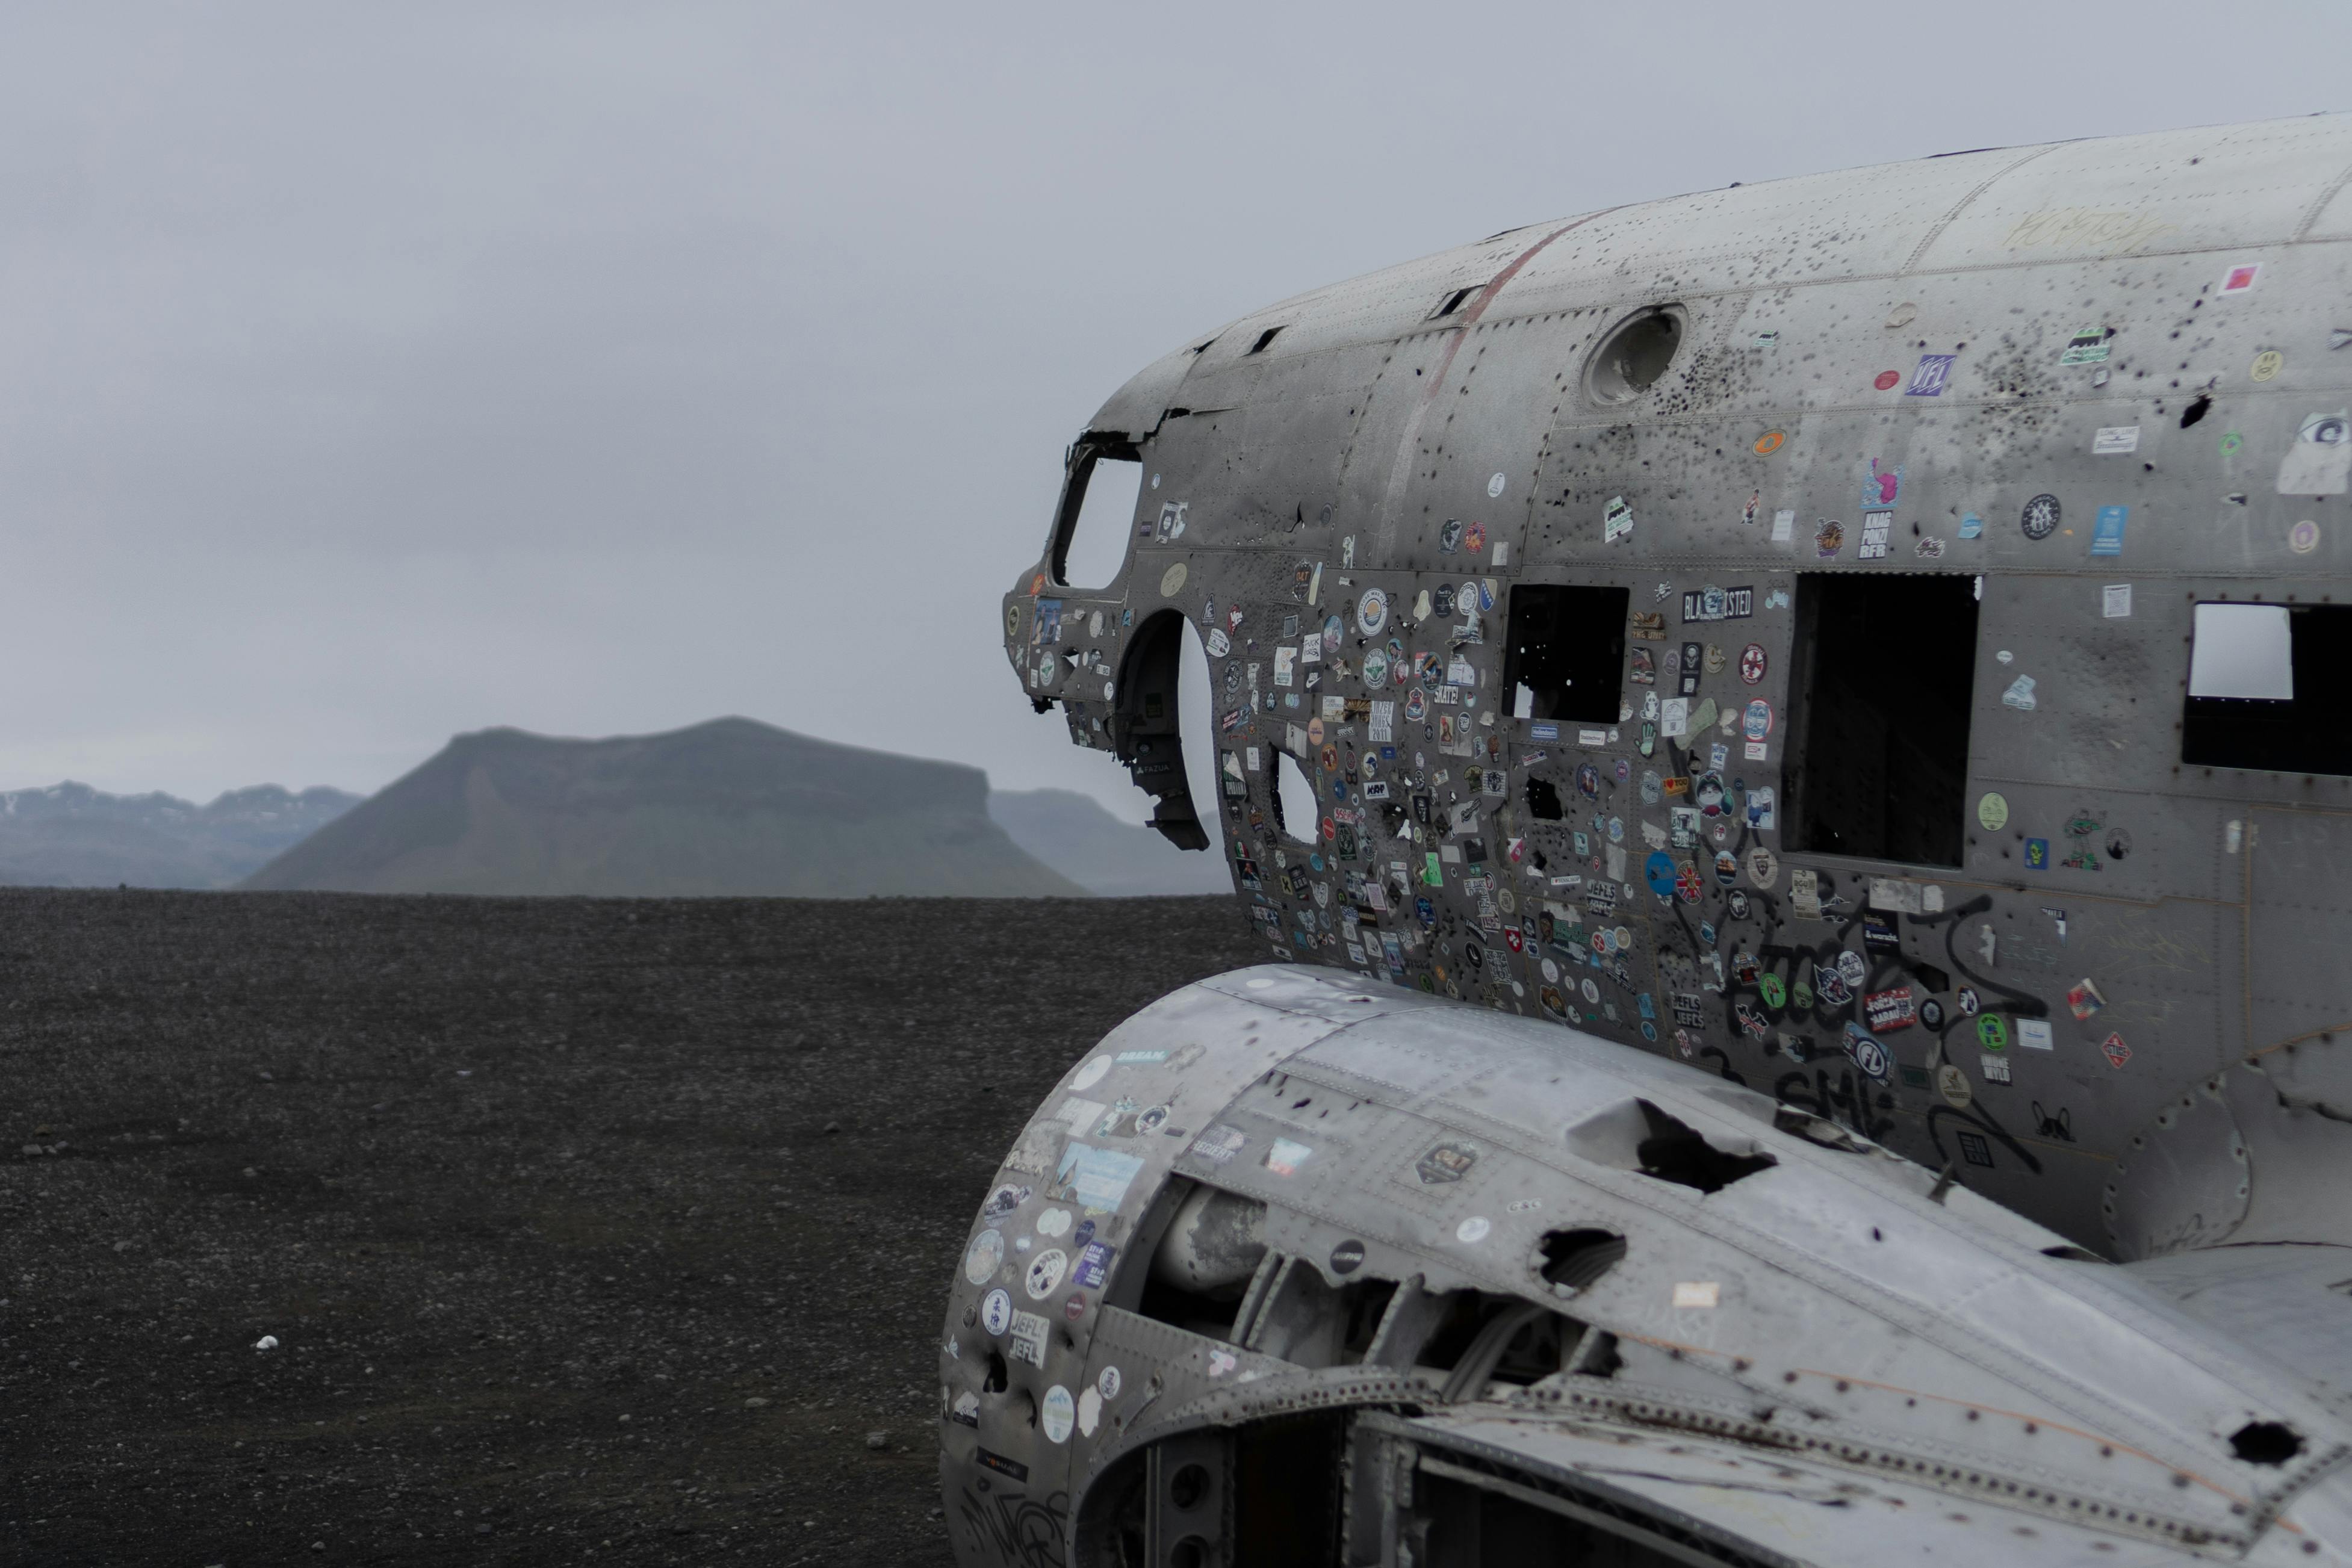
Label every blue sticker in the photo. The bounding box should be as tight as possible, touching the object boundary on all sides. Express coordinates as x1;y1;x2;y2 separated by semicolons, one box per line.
2025;837;2049;870
1530;721;1559;741
1959;511;1984;540
1073;1241;1117;1290
2091;504;2127;557
1644;851;1677;897
1907;354;1956;397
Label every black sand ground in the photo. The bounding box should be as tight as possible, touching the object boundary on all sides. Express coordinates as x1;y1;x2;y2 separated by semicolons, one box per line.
0;891;1265;1567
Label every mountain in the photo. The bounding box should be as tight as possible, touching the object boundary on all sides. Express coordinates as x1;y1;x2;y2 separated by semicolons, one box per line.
987;789;1231;897
240;717;1087;897
0;781;362;888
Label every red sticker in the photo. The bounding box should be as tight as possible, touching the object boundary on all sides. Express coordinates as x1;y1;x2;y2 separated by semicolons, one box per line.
1873;370;1902;391
1739;643;1768;684
2102;1032;2132;1068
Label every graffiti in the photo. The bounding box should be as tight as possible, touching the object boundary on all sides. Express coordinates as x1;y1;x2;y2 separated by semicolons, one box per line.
2032;1102;2074;1142
958;1486;1070;1568
1696;1046;1748;1086
1774;1067;1896;1143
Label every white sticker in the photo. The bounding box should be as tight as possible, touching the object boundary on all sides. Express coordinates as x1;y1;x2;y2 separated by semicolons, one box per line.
1009;1310;1049;1366
1025;1248;1070;1300
1159;562;1189;597
981;1289;1013;1335
1071;1056;1112;1091
1036;1208;1073;1239
1041;1384;1075;1444
1076;1385;1102;1438
1492;541;1509;567
2102;583;2132;619
1055;1096;1107;1130
2018;1018;2055;1050
1488;472;1507;498
1097;1364;1122;1399
2093;426;2141;454
1456;1215;1491;1244
1771;507;1795;542
1672;1281;1721;1309
963;1229;1004;1286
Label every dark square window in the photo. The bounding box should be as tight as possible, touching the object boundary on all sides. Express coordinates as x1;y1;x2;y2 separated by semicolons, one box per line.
1501;584;1630;725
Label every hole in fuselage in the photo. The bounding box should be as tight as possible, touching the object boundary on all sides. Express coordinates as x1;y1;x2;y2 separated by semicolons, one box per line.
2231;1420;2303;1465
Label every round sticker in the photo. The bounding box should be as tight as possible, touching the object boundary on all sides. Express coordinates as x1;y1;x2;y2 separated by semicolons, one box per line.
1920;997;1946;1031
1072;1055;1111;1091
1357;588;1389;635
1645;851;1677;897
1036;1207;1073;1238
1488;471;1507;498
1042;1384;1075;1444
1754;430;1786;456
1098;1364;1122;1399
1714;850;1739;886
1362;648;1389;685
1846;1027;1890;1080
1836;950;1867;986
1456;1215;1491;1245
2020;494;2061;541
1329;1239;1365;1275
1958;986;1979;1016
1159;562;1188;597
1937;1062;1973;1109
2251;350;2283;383
1580;977;1601;1005
1743;700;1773;739
1978;793;2010;831
964;1229;1005;1286
1307;717;1326;745
1025;1248;1069;1300
2291;519;2321;554
1433;584;1456;618
981;1288;1013;1335
1064;1292;1087;1321
1004;604;1022;638
1978;1015;2009;1052
2220;430;2244;455
1739;643;1767;685
1760;972;1786;1009
1873;370;1902;391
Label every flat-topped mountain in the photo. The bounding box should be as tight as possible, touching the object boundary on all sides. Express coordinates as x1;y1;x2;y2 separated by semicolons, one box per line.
987;788;1230;897
240;717;1086;897
0;781;362;888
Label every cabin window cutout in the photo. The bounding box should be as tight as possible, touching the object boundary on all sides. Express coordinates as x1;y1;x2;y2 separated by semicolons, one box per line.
2183;603;2352;774
1502;585;1629;725
1272;748;1320;843
1786;574;1977;867
1049;440;1143;590
1247;325;1285;355
1427;285;1483;320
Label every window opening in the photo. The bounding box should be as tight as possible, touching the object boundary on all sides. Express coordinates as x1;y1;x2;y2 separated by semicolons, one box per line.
1428;285;1483;320
2183;604;2352;773
1501;584;1630;725
1129;1180;1266;1341
1247;325;1285;355
1272;747;1320;843
1786;573;1978;866
1049;438;1144;590
1584;305;1686;405
1176;616;1229;858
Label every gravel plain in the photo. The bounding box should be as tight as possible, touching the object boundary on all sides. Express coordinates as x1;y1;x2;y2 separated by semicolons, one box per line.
0;890;1265;1567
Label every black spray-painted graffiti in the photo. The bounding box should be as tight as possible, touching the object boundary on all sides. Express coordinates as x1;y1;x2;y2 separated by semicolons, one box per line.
958;1486;1069;1568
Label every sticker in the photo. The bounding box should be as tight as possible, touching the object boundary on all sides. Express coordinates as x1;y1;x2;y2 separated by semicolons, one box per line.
1159;562;1189;597
1863;459;1902;508
1456;1215;1491;1244
1265;1137;1313;1176
2018;1019;2053;1050
2221;430;2244;455
1098;1365;1122;1399
1076;1386;1102;1438
2220;262;2260;295
1008;1311;1049;1368
2093;426;2141;454
1937;1062;1973;1109
1035;1207;1073;1239
2020;494;2060;541
1959;510;1983;540
2067;979;2106;1021
1772;509;1795;542
1864;988;1917;1032
975;1446;1031;1482
1190;1124;1246;1164
2059;326;2111;366
1737;643;1767;685
1746;847;1778;888
2280;411;2352;494
1673;1280;1720;1308
1357;588;1389;635
2025;836;2049;869
1073;1241;1117;1290
964;1229;1005;1285
2292;518;2322;554
951;1390;981;1428
1488;471;1507;498
2101;1032;2132;1068
1977;1015;2008;1051
1858;510;1892;560
1072;1055;1112;1091
1907;354;1956;396
2002;675;2038;711
1814;519;1843;557
1604;495;1634;544
1873;370;1901;391
1843;1023;1891;1083
981;1183;1032;1226
1025;1248;1070;1300
981;1289;1013;1336
1416;1141;1480;1185
1059;1142;1146;1211
2090;504;2127;557
2102;583;2132;618
1978;793;2009;831
2251;349;2283;383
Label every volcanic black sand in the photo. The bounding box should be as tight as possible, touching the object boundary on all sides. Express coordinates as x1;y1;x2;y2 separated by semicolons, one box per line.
0;890;1265;1566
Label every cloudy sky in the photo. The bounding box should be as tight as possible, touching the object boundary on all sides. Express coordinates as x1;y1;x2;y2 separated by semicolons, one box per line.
0;3;2342;814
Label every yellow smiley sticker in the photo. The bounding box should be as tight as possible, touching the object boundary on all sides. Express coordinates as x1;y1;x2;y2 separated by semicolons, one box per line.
2251;350;2283;382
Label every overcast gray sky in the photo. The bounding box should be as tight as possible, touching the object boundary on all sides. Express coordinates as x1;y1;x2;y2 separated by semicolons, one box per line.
0;3;2342;816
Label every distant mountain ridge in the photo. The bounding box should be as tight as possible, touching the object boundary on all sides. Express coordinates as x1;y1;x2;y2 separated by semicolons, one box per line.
0;781;362;888
240;717;1087;897
987;788;1230;897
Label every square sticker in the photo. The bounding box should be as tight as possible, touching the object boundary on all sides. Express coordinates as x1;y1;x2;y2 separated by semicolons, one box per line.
2220;262;2261;296
2025;838;2049;870
2091;505;2127;557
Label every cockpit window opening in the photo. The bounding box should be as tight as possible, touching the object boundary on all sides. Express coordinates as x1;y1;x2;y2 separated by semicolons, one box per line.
1247;325;1285;355
2183;603;2352;773
1427;285;1485;320
1784;572;1978;867
1502;584;1630;725
1047;436;1144;590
